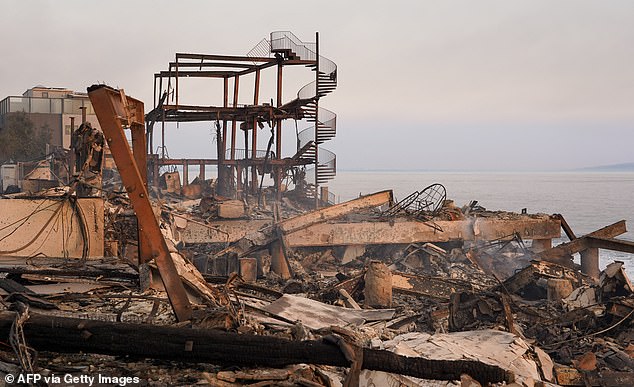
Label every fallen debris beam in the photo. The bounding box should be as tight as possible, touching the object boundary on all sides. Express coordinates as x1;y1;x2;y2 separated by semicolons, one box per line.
586;237;634;254
0;312;511;384
214;190;394;259
392;272;471;300
180;218;562;246
276;190;393;234
501;260;581;295
536;220;627;262
88;85;192;321
286;217;561;247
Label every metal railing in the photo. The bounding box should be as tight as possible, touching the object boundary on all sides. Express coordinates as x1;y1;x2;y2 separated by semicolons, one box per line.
298;107;336;148
247;31;338;186
270;31;317;61
0;96;94;116
246;38;272;63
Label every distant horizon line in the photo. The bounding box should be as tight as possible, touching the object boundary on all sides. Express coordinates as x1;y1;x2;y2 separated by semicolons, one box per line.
337;164;634;173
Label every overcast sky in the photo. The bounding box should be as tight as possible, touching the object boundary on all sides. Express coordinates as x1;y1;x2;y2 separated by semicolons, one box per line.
1;1;633;171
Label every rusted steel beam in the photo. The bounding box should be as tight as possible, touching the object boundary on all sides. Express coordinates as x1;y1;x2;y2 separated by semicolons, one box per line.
278;190;393;235
157;104;301;122
159;70;235;78
87;85;192;322
168;62;254;69
275;63;283;201
157;158;218;165
252;68;260;194
130;123;152;265
176;53;275;62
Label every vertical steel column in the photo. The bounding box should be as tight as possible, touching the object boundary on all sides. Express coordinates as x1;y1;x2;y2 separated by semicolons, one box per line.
314;32;320;208
222;77;228;158
275;63;283;201
230;76;239;161
217;77;229;192
69;117;76;176
175;56;179;108
161;109;165;160
182;160;189;187
252;68;261;194
152;154;159;188
231;76;240;198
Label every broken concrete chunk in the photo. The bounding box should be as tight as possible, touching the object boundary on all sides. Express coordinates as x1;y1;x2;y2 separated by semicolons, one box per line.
218;200;245;219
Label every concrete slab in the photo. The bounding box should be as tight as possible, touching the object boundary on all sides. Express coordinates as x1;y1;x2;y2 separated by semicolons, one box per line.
0;197;104;259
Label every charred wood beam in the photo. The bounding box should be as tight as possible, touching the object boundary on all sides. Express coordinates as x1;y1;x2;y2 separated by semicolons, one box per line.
0;311;512;384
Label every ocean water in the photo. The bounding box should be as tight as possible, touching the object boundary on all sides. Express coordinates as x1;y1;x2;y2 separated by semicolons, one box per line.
328;171;634;276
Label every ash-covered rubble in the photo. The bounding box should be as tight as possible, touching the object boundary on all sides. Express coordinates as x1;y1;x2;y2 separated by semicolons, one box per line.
2;175;634;386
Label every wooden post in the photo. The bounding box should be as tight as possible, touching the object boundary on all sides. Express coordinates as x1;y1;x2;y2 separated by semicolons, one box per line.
199;162;205;181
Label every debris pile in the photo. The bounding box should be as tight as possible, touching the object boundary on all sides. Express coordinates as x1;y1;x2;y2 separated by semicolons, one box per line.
1;86;633;386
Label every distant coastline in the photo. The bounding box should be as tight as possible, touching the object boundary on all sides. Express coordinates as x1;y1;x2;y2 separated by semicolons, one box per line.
576;162;634;172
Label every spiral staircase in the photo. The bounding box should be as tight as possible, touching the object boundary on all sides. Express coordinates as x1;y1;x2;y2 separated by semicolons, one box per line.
249;32;337;198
